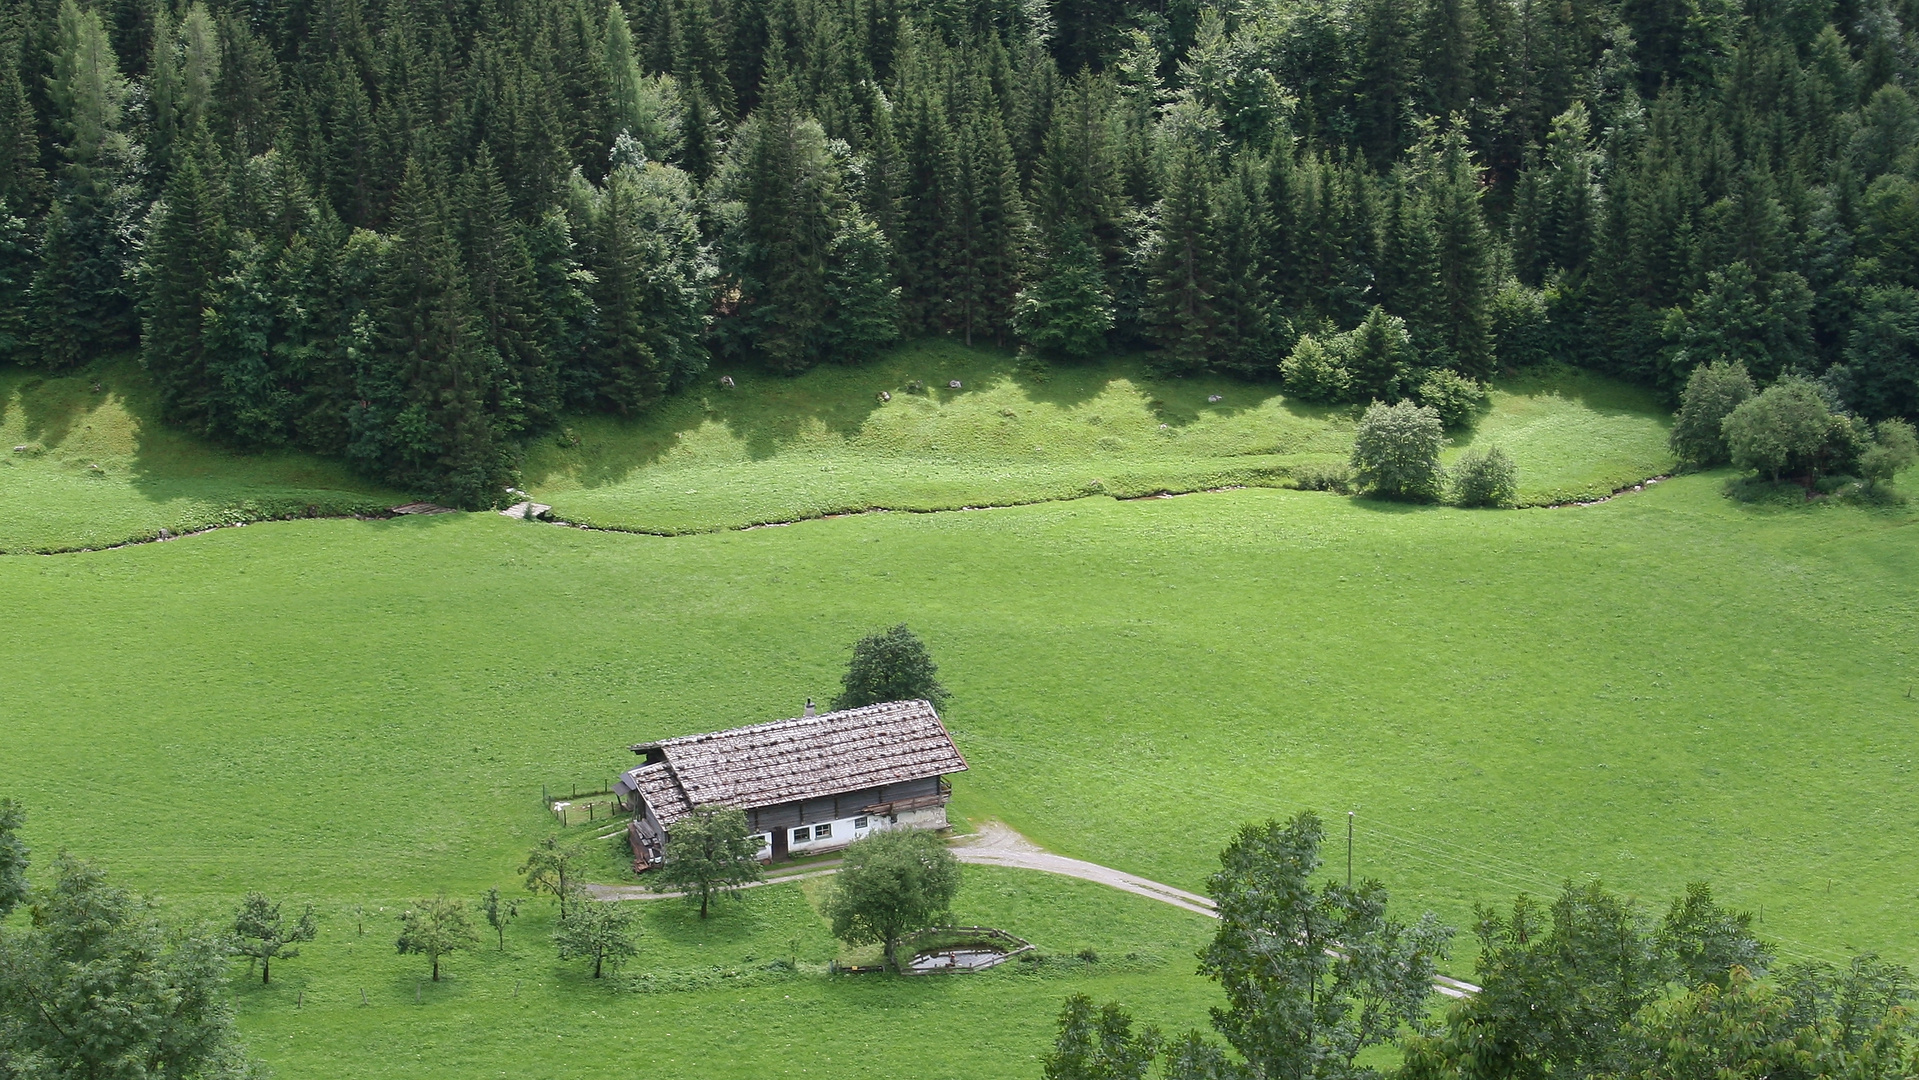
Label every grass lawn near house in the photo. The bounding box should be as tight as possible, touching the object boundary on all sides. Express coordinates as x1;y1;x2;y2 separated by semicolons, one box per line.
0;359;401;553
4;464;1919;1075
523;342;1675;533
220;868;1218;1080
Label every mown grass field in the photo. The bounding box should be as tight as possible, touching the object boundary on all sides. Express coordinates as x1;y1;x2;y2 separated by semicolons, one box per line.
3;348;1914;1078
0;360;400;553
523;342;1675;532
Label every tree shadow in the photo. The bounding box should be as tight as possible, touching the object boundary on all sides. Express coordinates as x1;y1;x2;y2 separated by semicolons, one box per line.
2;362;115;450
1344;493;1444;514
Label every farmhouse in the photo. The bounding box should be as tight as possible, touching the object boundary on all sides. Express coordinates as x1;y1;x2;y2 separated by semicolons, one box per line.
616;699;967;868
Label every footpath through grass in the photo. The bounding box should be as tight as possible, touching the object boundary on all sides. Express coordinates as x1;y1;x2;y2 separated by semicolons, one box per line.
0;360;400;553
524;342;1675;532
3;471;1917;1075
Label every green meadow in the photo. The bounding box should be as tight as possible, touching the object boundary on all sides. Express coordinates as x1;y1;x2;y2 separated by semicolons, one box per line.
3;349;1916;1077
523;342;1675;532
0;360;399;554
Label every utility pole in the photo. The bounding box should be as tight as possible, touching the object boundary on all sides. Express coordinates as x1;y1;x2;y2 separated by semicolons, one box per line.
1347;811;1354;889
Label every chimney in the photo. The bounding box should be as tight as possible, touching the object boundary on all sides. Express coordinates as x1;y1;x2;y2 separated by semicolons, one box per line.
804;698;817;717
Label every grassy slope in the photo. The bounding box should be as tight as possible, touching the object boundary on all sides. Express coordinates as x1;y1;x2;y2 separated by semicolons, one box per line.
523;342;1674;532
0;360;402;553
4;467;1918;1075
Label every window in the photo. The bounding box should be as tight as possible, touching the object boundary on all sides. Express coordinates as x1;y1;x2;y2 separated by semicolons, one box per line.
791;827;811;843
854;816;869;830
813;822;833;839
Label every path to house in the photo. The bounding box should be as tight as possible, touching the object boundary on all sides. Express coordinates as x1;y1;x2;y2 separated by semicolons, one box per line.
580;820;1479;998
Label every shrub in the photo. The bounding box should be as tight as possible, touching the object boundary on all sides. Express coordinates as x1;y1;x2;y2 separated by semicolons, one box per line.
1722;376;1840;483
1670;359;1755;467
1490;281;1552;369
1280;334;1353;403
1452;446;1518;507
1293;461;1354;493
1351;400;1446;501
1415;370;1489;429
1861;418;1918;490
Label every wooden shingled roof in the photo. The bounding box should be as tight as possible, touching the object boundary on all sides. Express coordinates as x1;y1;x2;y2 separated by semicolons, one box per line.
621;700;967;827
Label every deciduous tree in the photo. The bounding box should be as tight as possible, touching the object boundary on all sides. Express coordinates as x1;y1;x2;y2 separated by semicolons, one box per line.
1351;399;1446;500
1670;359;1756;467
0;797;26;917
1200;812;1453;1079
0;855;253;1078
832;624;950;710
396;893;480;981
554;899;639;977
657;805;763;918
822;828;961;971
232;891;317;984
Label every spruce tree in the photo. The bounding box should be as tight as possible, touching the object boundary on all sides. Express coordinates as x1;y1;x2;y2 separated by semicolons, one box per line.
140;137;228;432
824;213;900;362
720;68;839;372
0;36;44;213
34;0;137;368
1377;180;1446;367
460;149;557;431
894;85;957;335
1427;127;1495;377
1148;149;1221;371
0;201;33;363
1015;232;1113;359
366;160;503;506
1346;306;1419;402
1213;153;1275;376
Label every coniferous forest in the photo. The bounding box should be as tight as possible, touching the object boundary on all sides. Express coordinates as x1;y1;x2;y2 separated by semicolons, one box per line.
0;0;1916;504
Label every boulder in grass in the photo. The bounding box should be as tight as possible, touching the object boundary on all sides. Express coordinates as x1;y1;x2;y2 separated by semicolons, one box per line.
949;380;962;389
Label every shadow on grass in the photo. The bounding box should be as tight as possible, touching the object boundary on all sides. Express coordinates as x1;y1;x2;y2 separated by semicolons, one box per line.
2;360;120;450
1345;493;1445;514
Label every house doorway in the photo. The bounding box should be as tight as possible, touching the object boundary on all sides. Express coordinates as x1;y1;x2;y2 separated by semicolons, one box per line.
771;827;788;861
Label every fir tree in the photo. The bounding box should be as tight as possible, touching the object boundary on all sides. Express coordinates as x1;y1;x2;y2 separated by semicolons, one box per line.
34;0;138;368
364;160;504;506
140;137;227;432
1212;153;1275;376
1148;149;1221;371
823;213;899;362
1427;126;1495;377
459;148;557;429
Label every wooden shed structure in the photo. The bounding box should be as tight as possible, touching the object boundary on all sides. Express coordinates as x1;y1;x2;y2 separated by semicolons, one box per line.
615;699;967;870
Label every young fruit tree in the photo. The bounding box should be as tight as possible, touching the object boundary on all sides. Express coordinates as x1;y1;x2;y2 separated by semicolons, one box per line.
1351;400;1447;500
481;886;519;950
822;828;961;971
656;805;763;918
395;894;480;981
232;891;318;984
832;624;950;710
520;836;580;919
553;900;640;978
